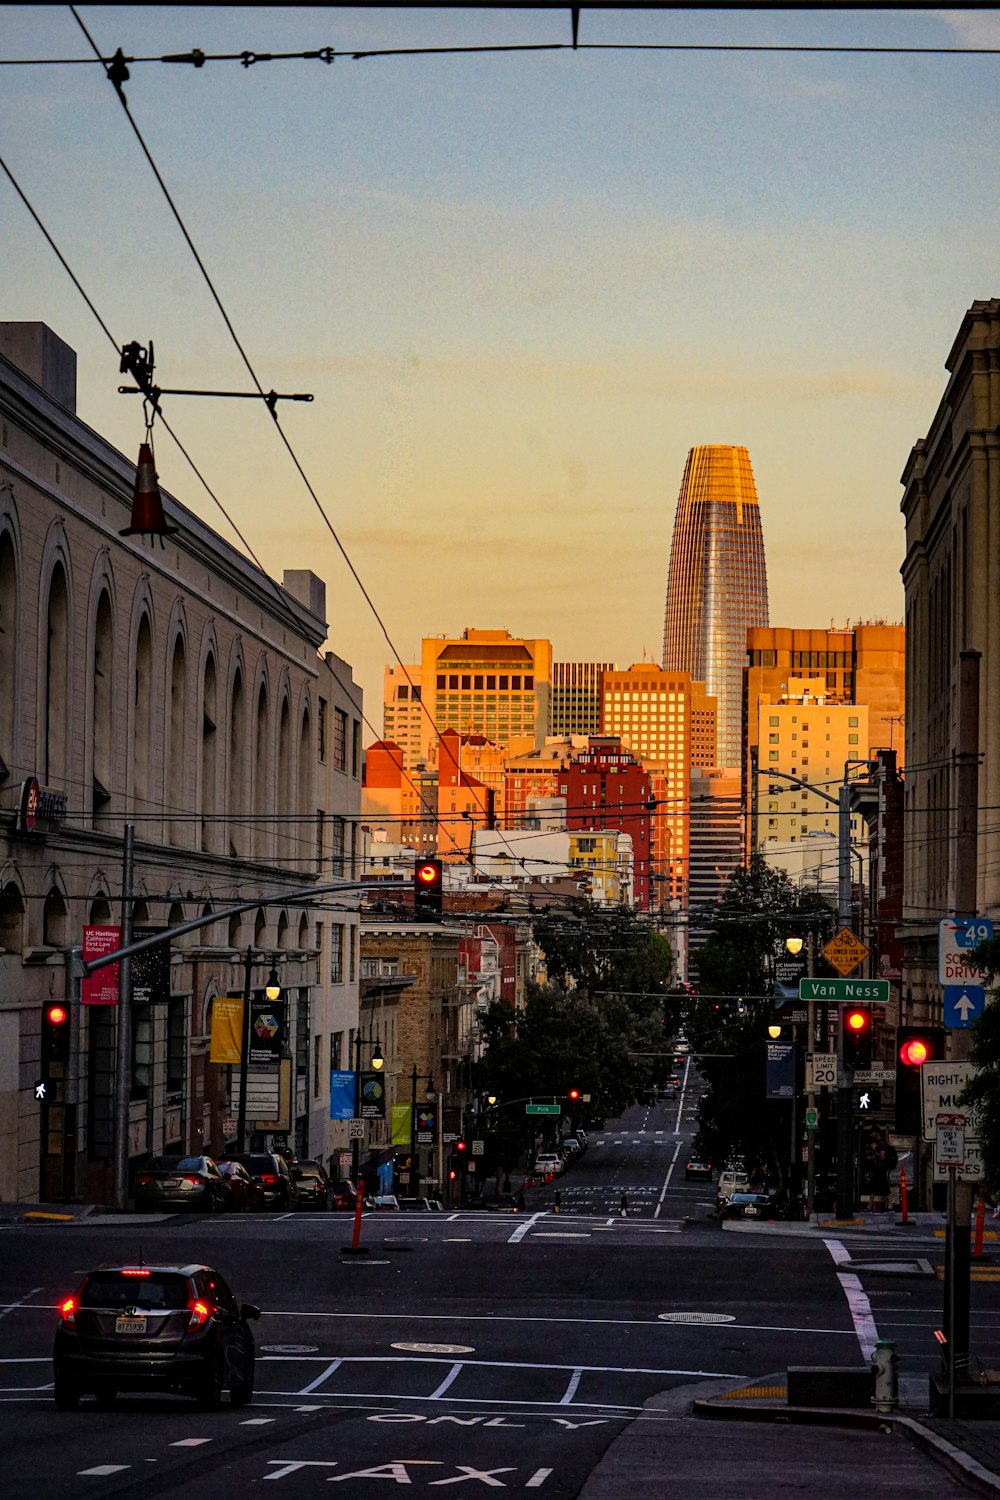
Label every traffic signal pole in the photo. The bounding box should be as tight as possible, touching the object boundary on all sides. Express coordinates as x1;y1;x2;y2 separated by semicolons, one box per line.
112;824;135;1213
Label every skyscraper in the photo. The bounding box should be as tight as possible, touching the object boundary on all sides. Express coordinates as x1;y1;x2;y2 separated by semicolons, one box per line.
662;445;769;767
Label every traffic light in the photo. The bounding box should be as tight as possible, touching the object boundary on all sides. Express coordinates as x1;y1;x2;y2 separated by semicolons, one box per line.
842;1006;872;1070
895;1026;945;1133
455;1139;468;1156
567;1088;580;1102
413;858;443;920
42;1003;71;1069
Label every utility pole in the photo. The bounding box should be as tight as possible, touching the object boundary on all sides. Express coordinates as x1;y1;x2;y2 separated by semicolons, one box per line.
112;824;135;1212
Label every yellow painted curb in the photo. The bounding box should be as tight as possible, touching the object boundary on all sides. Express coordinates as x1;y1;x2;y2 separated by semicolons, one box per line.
24;1211;74;1223
818;1219;865;1227
719;1385;787;1400
933;1227;998;1241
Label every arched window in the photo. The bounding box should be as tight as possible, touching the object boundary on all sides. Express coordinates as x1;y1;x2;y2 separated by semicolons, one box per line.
0;882;25;953
201;902;214;946
254;907;267;950
201;653;218;854
276;910;289;950
89;895;113;925
167;637;187;846
45;561;70;784
229;668;246;858
92;590;114;830
298;707;312;863
0;531;16;783
254;684;269;862
277;695;291;866
297;913;309;951
228;912;242;951
43;887;68;948
133;614;153;820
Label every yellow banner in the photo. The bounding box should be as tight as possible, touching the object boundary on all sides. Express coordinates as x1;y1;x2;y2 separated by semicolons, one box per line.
210;996;243;1064
391;1101;413;1146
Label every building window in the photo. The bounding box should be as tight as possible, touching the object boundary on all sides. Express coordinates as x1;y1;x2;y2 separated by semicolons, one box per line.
330;816;346;876
331;1031;343;1071
166;997;186;1094
349;925;357;984
331;924;344;984
313;1034;321;1097
318;698;328;762
333;708;348;772
352;721;361;778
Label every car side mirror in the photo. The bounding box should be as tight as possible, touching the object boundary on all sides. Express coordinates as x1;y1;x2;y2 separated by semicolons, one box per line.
241;1303;262;1322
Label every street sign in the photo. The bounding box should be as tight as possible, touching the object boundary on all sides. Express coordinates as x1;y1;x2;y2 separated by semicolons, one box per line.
852;1066;892;1084
943;985;986;1029
472;1140;484;1156
822;927;870;976
938;917;993;987
805;1107;819;1130
222;1115;237;1138
808;1052;838;1089
348;1118;365;1140
935;1112;966;1168
933;1137;983;1183
920;1061;979;1143
525;1103;560;1115
799;978;889;1003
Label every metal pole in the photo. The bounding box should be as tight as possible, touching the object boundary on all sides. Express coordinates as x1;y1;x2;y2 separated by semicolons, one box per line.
806;931;817;1219
409;1064;420;1199
838;780;852;928
112;824;135;1212
236;946;253;1154
352;1031;361;1189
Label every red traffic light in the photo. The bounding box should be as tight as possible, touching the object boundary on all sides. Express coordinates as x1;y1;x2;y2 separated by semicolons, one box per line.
567;1088;580;1101
900;1036;930;1067
46;1004;68;1026
416;861;441;885
845;1008;869;1033
455;1140;467;1152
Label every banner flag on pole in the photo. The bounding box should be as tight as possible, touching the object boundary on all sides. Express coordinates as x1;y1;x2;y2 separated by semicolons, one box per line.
209;997;244;1065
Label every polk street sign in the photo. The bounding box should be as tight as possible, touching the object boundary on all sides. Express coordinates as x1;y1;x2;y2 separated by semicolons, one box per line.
525;1103;560;1115
943;985;986;1029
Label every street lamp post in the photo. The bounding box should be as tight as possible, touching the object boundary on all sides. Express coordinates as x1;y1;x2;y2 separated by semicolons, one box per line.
351;1029;383;1190
409;1064;420;1199
236;949;281;1155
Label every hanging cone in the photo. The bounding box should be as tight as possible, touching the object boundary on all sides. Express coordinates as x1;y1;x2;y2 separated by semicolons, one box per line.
120;442;178;540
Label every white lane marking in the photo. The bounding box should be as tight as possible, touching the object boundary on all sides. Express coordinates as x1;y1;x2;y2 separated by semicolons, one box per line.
825;1237;880;1361
0;1289;42;1322
448;1214;460;1222
265;1353;742;1378
172;1438;212;1447
526;1471;554;1488
508;1211;546;1244
559;1368;583;1404
654;1142;682;1220
79;1465;130;1476
533;1232;591;1239
298;1357;343;1394
428;1362;464;1399
241;1417;275;1425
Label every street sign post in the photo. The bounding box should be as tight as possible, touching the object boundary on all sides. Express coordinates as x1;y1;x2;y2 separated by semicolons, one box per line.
822;928;870;976
938;917;994;987
799;978;890;1003
525;1103;560;1116
943;986;986;1029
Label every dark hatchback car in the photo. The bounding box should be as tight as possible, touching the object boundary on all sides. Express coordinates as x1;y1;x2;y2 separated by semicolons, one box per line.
331;1178;358;1211
217;1160;266;1212
229;1153;297;1210
289;1159;331;1210
133;1155;229;1213
53;1263;260;1410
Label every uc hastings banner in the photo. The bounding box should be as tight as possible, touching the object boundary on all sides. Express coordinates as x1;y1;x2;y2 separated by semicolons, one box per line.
210;997;244;1065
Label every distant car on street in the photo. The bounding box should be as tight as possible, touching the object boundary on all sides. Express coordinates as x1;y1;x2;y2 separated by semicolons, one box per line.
133;1156;228;1214
684;1158;713;1181
288;1159;332;1211
718;1192;779;1221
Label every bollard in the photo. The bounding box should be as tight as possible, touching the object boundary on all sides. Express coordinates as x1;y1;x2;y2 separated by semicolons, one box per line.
899;1164;909;1225
554;1190;561;1214
620;1192;628;1218
871;1338;898;1414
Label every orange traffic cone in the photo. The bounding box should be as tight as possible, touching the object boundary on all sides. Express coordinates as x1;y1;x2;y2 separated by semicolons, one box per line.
120;442;178;541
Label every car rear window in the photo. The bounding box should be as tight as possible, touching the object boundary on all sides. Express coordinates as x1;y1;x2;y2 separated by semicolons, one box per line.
238;1156;273;1173
80;1272;189;1310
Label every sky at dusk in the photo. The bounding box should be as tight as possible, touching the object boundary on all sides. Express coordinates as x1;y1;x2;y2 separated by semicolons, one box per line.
4;6;1000;730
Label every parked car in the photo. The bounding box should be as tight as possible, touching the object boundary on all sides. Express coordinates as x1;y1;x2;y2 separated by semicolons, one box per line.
715;1168;751;1205
397;1197;436;1212
560;1136;584;1156
216;1160;266;1212
366;1193;400;1212
52;1262;260;1410
484;1193;524;1213
684;1158;713;1181
133;1155;228;1214
331;1178;359;1211
289;1159;331;1211
229;1153;297;1211
718;1192;779;1221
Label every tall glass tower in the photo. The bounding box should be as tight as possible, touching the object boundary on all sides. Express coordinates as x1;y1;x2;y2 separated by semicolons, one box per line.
662;445;769;768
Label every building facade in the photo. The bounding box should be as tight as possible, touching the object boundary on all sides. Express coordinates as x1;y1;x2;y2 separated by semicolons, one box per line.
563;738;653;910
551;661;616;737
382;664;424;772
0;323;362;1203
418;628;552;764
687;766;744;974
662;444;769;767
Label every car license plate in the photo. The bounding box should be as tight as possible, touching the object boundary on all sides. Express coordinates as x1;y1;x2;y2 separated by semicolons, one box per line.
744;1206;758;1216
115;1316;147;1335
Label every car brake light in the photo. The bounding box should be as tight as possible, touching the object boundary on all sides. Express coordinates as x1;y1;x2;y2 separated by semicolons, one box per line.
121;1268;151;1277
188;1299;212;1327
135;1175;154;1187
60;1296;76;1325
184;1175;204;1186
260;1174;278;1184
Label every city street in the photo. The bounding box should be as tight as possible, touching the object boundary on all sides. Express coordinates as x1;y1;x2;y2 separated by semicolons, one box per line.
1;1094;992;1497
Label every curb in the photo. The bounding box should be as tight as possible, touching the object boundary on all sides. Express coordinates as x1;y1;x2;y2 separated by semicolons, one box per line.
895;1415;1000;1499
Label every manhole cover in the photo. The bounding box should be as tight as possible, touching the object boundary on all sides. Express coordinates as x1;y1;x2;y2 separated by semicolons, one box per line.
658;1312;736;1324
260;1344;319;1354
391;1342;474;1355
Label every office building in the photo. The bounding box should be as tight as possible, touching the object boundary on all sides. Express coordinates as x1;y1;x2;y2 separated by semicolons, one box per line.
383;665;424;771
551;661;617;737
662;444;769;767
418;628;552;764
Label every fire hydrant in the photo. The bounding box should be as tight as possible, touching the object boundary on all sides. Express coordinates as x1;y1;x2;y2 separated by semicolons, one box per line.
871;1338;898;1414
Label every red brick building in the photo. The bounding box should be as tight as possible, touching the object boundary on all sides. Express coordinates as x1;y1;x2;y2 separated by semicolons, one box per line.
562;738;653;910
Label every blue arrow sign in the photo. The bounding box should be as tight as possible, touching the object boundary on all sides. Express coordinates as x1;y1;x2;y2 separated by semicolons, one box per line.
943;985;986;1029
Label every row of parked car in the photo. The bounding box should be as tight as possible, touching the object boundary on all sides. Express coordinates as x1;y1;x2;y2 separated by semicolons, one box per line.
133;1153;357;1213
531;1131;588;1179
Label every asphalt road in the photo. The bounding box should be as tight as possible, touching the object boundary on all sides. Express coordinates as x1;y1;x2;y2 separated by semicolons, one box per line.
0;1087;992;1498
